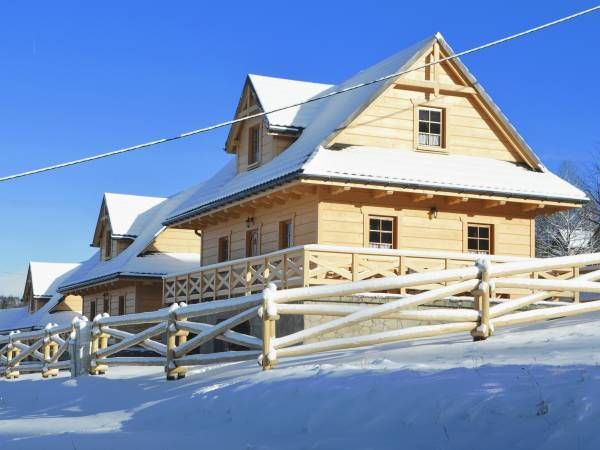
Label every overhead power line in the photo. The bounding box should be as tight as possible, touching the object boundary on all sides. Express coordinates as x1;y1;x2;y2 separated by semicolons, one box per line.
1;5;599;183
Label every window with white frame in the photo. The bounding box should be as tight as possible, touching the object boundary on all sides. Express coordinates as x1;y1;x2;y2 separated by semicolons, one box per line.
369;216;395;249
418;108;443;147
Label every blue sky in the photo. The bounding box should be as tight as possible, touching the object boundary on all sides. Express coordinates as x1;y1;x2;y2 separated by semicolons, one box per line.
0;1;598;295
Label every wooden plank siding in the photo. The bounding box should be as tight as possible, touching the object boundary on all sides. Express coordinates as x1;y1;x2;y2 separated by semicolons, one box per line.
201;193;318;265
234;117;297;174
328;49;525;164
145;228;201;254
81;280;163;319
318;189;533;257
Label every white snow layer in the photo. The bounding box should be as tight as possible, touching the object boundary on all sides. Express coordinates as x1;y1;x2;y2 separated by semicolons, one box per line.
103;192;166;237
28;262;81;297
248;74;333;129
2;314;600;449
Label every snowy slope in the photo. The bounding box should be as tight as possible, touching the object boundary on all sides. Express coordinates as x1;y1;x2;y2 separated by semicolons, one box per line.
2;314;600;449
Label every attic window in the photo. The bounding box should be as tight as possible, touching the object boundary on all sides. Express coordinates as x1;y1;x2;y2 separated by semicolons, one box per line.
418;108;443;147
248;125;261;167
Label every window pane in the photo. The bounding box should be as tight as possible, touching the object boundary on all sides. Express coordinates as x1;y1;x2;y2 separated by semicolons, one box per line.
430;123;441;135
468;227;477;238
419;134;429;145
430;110;441;122
370;219;380;231
419;121;429;133
468;238;478;250
480;240;489;251
479;227;489;239
382;233;393;244
381;219;393;231
429;135;440;146
419;109;429;121
369;231;379;243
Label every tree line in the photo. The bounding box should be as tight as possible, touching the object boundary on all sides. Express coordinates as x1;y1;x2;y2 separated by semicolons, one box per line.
536;161;600;257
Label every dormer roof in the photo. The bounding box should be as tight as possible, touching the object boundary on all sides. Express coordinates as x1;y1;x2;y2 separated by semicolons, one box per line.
91;193;166;246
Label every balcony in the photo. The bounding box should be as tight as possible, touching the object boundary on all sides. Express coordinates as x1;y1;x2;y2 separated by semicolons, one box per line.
162;245;580;304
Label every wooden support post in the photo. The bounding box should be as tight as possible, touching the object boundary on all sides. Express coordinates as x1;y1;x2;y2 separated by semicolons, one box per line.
260;283;279;370
89;315;108;375
471;258;492;341
42;324;59;378
5;331;21;380
166;304;187;380
574;267;580;303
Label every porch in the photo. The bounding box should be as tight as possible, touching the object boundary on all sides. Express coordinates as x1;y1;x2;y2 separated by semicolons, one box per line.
162;245;583;304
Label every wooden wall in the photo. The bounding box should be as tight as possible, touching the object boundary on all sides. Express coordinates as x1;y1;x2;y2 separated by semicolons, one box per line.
52;294;83;313
145;228;201;254
81;279;163;319
328;47;525;164
234;115;296;173
318;189;534;257
201;193;319;265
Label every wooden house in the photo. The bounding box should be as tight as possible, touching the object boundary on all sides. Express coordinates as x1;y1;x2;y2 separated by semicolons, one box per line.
0;261;82;333
23;262;82;314
58;192;202;318
158;33;585;304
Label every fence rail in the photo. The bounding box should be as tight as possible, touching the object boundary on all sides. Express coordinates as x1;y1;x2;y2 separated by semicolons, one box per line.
4;252;600;380
163;245;587;304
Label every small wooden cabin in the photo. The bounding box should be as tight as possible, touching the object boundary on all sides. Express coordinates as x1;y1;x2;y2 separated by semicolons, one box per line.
161;33;586;303
22;261;82;314
58;192;201;318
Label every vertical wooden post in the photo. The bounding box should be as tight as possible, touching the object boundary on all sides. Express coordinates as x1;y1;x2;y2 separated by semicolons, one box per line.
260;283;279;370
303;249;311;287
89;314;108;375
399;256;406;295
166;303;187;380
351;253;358;282
573;267;580;303
42;324;59;378
471;258;492;341
5;331;21;380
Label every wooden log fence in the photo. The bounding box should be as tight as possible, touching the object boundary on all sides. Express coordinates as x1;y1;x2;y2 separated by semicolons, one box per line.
4;253;600;380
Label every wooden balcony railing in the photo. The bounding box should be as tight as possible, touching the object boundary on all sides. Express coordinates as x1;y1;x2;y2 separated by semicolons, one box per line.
163;244;552;304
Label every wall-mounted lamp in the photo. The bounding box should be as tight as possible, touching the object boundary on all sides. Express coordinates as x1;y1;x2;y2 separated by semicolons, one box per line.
429;206;438;219
245;216;255;228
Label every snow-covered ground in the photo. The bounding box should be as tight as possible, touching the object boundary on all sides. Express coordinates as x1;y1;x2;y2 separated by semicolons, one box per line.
2;314;600;449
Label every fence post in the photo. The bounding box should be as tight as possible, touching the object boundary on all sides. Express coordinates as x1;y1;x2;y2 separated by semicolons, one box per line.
42;323;59;378
471;258;493;341
5;331;21;380
166;303;187;380
260;283;279;370
69;316;91;377
89;314;108;375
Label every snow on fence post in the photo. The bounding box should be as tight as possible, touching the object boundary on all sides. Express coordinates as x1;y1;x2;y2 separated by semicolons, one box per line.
42;323;59;378
471;258;492;341
5;330;21;380
69;316;91;377
89;314;109;376
166;303;187;380
259;283;279;370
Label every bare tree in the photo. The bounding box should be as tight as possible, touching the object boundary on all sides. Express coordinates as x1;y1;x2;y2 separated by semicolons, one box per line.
536;162;599;257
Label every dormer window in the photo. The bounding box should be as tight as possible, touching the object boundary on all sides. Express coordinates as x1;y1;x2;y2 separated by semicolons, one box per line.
418;108;443;147
248;124;261;167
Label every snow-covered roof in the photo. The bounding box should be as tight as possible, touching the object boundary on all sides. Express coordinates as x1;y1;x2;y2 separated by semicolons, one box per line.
29;262;81;298
103;193;166;238
167;36;434;224
165;33;584;225
248;74;333;130
302;146;587;202
59;185;203;293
